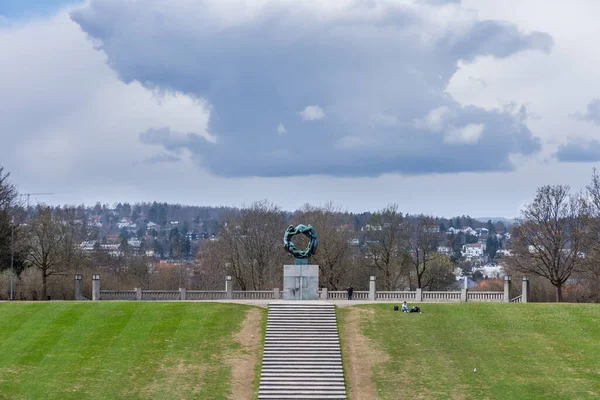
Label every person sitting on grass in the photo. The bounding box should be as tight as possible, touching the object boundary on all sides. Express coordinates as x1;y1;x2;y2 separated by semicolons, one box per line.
401;301;409;312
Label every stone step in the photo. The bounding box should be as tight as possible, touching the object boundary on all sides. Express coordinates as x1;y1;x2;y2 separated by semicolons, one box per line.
258;390;346;395
260;386;346;391
259;303;346;398
261;373;344;377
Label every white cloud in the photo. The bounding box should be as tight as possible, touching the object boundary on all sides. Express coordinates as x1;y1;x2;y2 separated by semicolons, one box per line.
277;123;287;135
298;105;326;121
445;123;485;144
413;106;453;132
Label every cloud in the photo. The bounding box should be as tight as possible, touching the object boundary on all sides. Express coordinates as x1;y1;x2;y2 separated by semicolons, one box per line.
571;98;600;125
299;105;326;121
554;139;600;163
71;0;552;178
139;152;182;165
277;123;287;135
445;123;485;144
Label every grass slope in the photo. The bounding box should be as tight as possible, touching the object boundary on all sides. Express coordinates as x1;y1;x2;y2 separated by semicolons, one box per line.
0;302;265;400
339;303;600;400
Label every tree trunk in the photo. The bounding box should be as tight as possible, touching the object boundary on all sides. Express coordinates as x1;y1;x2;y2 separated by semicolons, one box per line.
556;284;563;302
42;271;47;301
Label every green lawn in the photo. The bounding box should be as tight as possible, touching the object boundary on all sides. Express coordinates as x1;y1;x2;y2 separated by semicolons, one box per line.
338;303;600;400
0;302;266;400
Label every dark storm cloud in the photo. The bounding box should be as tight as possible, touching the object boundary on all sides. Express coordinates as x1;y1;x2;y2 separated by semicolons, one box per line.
71;0;552;178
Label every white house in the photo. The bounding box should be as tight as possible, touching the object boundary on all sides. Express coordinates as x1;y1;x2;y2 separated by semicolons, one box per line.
462;243;484;259
437;246;453;256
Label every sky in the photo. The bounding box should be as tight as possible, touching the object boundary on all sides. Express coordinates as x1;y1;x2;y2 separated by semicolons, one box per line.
2;0;600;217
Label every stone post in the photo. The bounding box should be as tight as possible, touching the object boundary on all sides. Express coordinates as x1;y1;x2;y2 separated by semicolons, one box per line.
461;276;468;302
415;288;422;302
273;288;280;299
320;288;328;300
503;275;512;302
92;274;100;301
74;274;82;300
135;287;142;301
522;276;530;303
179;287;186;301
369;276;376;301
225;276;233;299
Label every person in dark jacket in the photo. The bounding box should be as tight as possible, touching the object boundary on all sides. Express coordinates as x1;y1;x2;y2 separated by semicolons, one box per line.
347;285;354;300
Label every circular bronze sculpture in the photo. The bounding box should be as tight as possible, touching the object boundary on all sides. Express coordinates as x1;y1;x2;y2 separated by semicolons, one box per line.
283;224;318;259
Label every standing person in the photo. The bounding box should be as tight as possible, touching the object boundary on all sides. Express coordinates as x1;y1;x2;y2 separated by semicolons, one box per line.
347;284;354;300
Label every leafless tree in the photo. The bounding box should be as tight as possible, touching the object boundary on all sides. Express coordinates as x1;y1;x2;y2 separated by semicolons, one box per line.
404;215;442;289
22;206;87;299
200;201;286;290
507;185;590;302
0;166;18;271
362;204;408;290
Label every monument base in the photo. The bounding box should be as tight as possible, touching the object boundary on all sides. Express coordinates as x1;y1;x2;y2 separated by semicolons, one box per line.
283;264;319;300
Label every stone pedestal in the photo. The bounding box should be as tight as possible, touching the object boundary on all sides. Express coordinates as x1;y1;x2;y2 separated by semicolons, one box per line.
283;265;319;300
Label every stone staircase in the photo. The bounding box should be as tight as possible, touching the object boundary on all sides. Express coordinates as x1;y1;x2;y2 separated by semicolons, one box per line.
258;302;347;399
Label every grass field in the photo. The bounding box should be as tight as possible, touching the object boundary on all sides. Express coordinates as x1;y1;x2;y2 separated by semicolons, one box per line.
338;303;600;400
0;302;266;400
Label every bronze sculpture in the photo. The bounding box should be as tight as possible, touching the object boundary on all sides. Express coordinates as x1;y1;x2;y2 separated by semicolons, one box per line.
283;224;318;260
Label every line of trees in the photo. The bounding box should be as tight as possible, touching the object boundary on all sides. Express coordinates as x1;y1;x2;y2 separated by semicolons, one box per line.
3;162;600;302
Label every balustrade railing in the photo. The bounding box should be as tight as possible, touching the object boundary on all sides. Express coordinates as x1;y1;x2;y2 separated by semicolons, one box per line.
422;291;461;302
142;290;181;301
376;291;416;300
510;295;522;303
232;291;274;299
467;291;504;302
186;290;227;300
96;288;511;302
99;290;136;300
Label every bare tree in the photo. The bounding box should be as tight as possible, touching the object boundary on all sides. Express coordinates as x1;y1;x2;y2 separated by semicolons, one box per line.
362;204;408;290
507;185;589;302
0;166;18;271
23;206;86;299
405;215;441;289
200;201;286;290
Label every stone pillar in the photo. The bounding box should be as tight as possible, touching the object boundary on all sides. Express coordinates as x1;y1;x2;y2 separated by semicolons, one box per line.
503;275;512;302
461;276;468;302
179;287;186;301
92;274;100;301
522;276;530;303
135;287;142;301
320;288;328;300
225;276;233;299
74;274;82;300
273;288;280;299
415;288;422;302
369;276;376;301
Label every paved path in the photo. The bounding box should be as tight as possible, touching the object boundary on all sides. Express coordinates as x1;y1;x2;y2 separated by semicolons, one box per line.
258;302;347;399
197;299;403;308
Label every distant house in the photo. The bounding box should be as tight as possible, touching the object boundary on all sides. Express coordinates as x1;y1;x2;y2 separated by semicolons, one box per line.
437;246;453;256
462;243;484;259
446;227;459;235
348;238;360;246
475;227;489;236
461;226;476;236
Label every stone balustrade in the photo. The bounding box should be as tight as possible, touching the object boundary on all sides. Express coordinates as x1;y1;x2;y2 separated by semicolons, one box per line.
467;291;505;302
87;274;530;303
